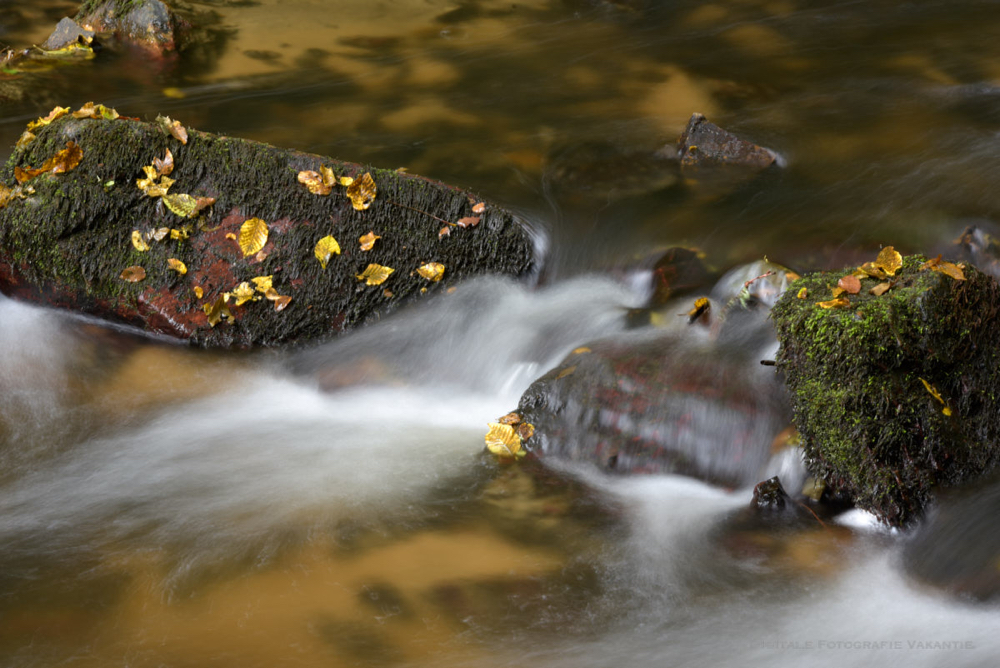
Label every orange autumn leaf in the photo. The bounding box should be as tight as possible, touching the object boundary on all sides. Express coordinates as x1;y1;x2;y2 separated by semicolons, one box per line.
817;297;851;309
120;266;146;282
869;282;891;296
455;216;480;228
838;275;861;294
874;246;902;277
359;231;380;251
346;172;376;210
297;170;333;196
472;202;486;214
157;115;189;144
14;141;83;183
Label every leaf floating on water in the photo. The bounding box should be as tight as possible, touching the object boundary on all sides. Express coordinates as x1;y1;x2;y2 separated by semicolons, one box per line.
472;202;486;214
869;282;891;296
202;295;232;327
356;263;394;285
517;422;535;440
15;131;36;149
120;265;146;282
817;297;851;309
239;218;269;256
153;148;174;176
315;235;341;268
14;141;83;183
556;365;577;379
485;422;523;458
797;287;808;300
232;282;256;306
251;275;273;293
156;115;188;144
297;169;332;196
193;286;204;299
72;102;119;120
359;231;380;251
438;226;452;240
838;275;861;294
167;258;187;274
131;230;151;251
416;262;445;282
874;246;902;277
346;172;376;210
498;412;522;426
455;216;480;228
26;106;69;132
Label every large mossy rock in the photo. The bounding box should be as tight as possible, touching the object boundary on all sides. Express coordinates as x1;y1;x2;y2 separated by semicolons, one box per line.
0;114;535;348
771;255;1000;525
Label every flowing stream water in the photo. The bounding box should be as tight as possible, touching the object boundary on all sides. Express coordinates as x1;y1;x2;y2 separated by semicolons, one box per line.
2;1;1000;666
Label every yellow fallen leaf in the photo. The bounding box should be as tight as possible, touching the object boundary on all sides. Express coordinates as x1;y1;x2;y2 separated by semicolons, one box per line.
357;263;394;285
202;295;232;327
163;193;215;218
557;366;577;379
193;286;204;298
297;170;332;196
153;148;174;176
26;106;69;132
315;235;341;268
573;347;591;354
934;261;966;281
251;275;273;293
339;176;354;186
239;218;269;256
869;282;891;296
817;297;851;309
120;266;146;282
131;230;151;251
226;232;237;240
517;422;535;440
167;258;187;274
485;422;522;458
830;286;846;298
150;227;170;241
685;297;710;322
14;141;83;183
416;262;445;282
72;102;118;120
359;231;380;251
0;184;33;209
797;287;808;300
231;282;255;306
920;378;944;404
874;246;902;277
320;165;337;188
156;115;188;144
15;131;35;149
346;172;376;210
171;226;192;240
858;261;887;279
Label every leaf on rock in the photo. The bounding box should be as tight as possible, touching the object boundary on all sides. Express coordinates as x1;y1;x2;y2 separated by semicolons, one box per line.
14;141;83;183
346;172;376;210
320;165;337;188
72;102;119;120
153;148;174;176
232;282;256;306
339;176;354;187
226;232;237;240
131;230;151;251
935;261;966;281
858;261;887;280
298;169;332;196
817;297;851;309
874;246;902;277
455;216;480;228
272;295;292;312
251;275;273;293
194;286;204;299
438;226;452;239
796;287;808;300
472;202;486;214
167;258;187;274
239;218;269;256
156;115;189;144
0;184;33;209
485;422;523;458
359;231;380;251
27;106;69;131
202;295;232;327
498;412;522;425
15;131;35;149
830;286;846;298
556;365;577;379
685;297;710;323
120;266;146;282
416;262;445;282
517;422;535;440
315;235;341;268
171;226;192;240
573;347;591;354
869;282;891;296
838;275;861;294
356;263;394;285
151;227;170;241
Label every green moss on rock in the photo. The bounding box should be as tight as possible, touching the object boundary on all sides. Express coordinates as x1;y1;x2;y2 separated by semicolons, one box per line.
771;255;1000;525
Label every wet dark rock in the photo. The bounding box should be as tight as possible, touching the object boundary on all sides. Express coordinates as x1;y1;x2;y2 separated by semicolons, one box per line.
0;114;536;348
954;224;1000;280
903;472;1000;602
76;0;180;56
674;113;778;181
772;255;1000;526
648;246;712;307
41;18;96;51
751;476;789;512
515;331;790;487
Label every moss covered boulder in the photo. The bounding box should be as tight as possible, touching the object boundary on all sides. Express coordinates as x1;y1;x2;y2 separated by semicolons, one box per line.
771;254;1000;525
0;111;535;348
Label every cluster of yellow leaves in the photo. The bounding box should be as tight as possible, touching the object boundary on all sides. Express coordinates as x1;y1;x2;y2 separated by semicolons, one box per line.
199;274;291;327
72;102;119;120
156;115;188;144
485;412;535;459
14;141;83;183
297;165;338;196
816;246;903;309
17;103;120;151
136;148;215;218
0;184;34;210
26;106;69;132
296;166;373;210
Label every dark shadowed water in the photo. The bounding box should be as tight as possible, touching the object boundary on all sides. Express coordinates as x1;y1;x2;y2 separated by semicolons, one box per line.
2;1;1000;666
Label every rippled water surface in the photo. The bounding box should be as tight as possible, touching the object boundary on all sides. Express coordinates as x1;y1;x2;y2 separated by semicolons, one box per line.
3;0;1000;666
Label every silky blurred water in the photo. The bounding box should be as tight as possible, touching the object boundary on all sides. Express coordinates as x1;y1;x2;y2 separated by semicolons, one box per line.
2;0;1000;666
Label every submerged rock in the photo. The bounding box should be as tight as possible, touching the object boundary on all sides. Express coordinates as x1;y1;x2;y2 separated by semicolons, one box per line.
771;254;1000;526
0;112;536;348
675;113;778;173
75;0;180;57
